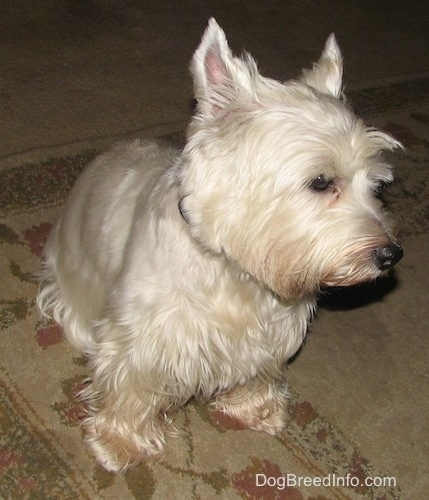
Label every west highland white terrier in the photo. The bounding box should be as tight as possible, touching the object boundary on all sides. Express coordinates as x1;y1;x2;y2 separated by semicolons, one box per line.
37;18;403;471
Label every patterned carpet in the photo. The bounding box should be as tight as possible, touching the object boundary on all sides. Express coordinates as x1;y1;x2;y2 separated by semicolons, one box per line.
1;80;428;499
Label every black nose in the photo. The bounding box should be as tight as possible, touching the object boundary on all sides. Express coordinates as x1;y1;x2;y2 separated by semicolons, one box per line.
374;243;403;271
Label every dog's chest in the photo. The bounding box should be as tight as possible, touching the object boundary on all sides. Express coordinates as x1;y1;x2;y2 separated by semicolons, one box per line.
159;285;313;394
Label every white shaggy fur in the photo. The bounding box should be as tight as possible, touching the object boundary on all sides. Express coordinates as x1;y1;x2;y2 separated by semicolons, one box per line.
37;19;403;472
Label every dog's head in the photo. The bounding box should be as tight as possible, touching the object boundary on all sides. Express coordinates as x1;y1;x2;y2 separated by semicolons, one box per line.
180;18;403;299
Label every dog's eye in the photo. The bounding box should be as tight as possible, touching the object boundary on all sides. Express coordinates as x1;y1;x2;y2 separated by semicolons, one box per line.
372;180;389;199
309;174;332;191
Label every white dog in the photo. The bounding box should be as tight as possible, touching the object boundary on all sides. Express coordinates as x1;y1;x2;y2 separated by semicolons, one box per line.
37;18;403;471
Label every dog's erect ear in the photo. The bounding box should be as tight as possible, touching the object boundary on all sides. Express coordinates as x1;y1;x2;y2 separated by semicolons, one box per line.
190;18;234;116
301;34;343;98
190;18;256;116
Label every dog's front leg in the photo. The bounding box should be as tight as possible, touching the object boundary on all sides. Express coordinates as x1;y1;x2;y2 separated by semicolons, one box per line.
81;381;173;472
78;322;176;472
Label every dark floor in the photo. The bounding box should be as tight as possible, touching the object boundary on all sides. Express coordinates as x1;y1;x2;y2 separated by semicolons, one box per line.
2;0;428;165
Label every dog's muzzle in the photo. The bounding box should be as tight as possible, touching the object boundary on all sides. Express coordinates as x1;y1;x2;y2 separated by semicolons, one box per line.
374;243;403;271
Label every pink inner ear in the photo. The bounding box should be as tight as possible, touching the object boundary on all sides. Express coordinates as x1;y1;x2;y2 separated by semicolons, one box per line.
205;49;227;87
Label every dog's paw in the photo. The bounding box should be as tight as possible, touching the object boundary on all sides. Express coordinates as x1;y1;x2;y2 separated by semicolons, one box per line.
248;406;287;435
83;416;166;472
213;384;288;436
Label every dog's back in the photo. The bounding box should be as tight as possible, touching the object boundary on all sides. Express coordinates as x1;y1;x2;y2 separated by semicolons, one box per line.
37;139;176;352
